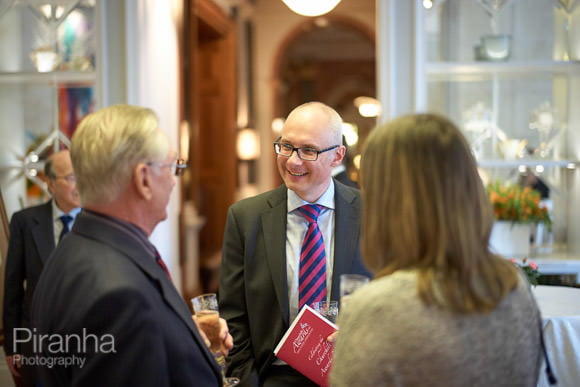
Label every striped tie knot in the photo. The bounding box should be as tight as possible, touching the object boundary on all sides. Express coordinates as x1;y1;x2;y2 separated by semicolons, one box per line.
298;204;323;224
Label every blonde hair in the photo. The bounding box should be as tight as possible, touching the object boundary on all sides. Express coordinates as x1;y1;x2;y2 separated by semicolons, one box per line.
71;104;169;206
361;113;518;313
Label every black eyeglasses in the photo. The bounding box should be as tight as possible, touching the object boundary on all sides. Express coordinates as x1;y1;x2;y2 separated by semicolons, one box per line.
273;141;340;161
147;158;188;176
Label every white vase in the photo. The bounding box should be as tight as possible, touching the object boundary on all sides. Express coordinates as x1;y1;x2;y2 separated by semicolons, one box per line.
489;221;531;258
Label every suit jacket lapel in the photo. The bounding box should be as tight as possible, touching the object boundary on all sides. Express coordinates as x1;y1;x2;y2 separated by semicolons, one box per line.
32;201;55;264
147;267;223;376
331;182;360;300
261;186;290;322
73;212;222;377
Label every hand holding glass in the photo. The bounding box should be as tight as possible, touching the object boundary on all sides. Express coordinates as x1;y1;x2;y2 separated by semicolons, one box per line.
191;293;239;387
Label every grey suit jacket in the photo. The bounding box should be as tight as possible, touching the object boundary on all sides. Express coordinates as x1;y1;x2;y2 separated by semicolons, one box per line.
219;180;370;386
3;201;54;356
31;210;223;387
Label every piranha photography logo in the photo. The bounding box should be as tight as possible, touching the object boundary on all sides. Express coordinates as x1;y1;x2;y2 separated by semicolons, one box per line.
12;328;116;369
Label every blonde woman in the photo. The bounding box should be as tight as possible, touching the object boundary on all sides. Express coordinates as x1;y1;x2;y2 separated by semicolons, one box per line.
331;113;543;387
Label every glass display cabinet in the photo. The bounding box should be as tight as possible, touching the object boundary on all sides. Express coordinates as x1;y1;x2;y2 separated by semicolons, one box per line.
0;0;96;215
420;0;580;281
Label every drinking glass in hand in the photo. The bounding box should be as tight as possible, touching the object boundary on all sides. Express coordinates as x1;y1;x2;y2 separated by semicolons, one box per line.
311;301;339;324
191;293;239;387
339;274;370;309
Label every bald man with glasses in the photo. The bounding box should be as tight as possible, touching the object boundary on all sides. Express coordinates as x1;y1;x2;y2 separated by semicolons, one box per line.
219;102;370;387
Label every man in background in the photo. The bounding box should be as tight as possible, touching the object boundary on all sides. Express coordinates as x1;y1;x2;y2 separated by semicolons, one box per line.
3;149;81;387
331;135;358;188
32;104;230;386
219;102;370;386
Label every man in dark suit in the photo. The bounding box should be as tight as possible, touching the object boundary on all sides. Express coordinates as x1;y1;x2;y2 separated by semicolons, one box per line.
31;104;231;386
332;136;358;189
3;150;81;387
219;102;370;386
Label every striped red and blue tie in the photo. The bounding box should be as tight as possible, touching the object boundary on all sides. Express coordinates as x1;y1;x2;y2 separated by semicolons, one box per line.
298;204;327;309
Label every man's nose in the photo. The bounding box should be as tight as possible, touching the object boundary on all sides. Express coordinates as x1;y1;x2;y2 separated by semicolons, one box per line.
287;149;303;163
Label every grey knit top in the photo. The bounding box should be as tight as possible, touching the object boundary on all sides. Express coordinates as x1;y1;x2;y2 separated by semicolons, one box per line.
330;270;542;387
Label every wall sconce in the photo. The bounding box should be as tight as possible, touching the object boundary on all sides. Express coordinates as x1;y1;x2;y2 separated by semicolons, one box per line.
237;128;260;160
281;0;341;17
353;154;361;170
271;118;285;135
342;123;359;146
354;96;381;118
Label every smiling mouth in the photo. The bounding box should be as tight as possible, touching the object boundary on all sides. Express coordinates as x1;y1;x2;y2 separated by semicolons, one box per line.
288;171;307;177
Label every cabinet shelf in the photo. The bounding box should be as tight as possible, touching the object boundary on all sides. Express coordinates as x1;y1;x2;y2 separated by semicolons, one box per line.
0;71;96;84
478;159;578;169
427;61;580;82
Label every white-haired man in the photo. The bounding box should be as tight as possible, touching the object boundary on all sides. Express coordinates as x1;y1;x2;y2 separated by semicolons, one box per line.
31;104;231;387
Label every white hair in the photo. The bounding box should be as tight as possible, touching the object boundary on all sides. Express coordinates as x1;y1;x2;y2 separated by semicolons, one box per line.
71;104;169;205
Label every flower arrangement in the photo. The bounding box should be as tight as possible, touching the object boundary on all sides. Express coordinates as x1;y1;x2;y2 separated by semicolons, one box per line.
510;258;541;286
486;181;551;231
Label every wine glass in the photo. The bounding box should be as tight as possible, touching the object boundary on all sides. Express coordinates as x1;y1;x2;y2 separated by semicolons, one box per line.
311;300;339;323
339;274;370;309
554;0;579;60
474;0;512;33
191;293;240;387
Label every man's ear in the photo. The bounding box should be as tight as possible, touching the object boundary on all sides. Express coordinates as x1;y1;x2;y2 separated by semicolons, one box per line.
134;163;153;200
330;145;346;167
46;178;55;196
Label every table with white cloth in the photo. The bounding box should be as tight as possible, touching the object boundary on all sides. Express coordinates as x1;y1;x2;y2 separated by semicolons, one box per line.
532;285;580;387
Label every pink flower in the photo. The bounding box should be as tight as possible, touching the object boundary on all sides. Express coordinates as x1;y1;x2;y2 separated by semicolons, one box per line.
509;258;518;264
529;261;538;271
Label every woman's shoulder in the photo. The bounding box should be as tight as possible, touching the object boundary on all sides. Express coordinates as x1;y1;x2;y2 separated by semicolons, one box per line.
347;270;419;309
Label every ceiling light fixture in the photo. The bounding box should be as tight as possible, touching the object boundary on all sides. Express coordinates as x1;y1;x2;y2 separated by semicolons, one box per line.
281;0;341;17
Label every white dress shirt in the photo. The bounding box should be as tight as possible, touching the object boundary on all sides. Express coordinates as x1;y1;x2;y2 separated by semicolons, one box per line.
286;180;335;324
52;200;81;245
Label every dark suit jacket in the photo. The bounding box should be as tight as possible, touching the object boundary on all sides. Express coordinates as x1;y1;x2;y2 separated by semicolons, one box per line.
3;201;55;356
333;170;358;189
219;180;370;386
31;211;222;387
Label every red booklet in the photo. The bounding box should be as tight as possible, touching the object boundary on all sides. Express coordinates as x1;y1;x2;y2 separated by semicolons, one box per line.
274;305;338;387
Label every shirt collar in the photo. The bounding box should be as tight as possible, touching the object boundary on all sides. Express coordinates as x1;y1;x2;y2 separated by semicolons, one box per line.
287;179;335;213
52;200;82;221
82;209;156;257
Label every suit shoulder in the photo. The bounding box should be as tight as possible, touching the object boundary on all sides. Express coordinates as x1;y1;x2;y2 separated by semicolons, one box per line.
335;180;360;201
10;201;51;222
229;186;285;214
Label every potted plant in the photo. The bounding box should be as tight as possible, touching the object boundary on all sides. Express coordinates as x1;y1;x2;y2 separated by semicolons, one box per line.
486;181;552;257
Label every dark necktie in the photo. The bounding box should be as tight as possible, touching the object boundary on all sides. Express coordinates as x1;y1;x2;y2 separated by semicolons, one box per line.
297;204;327;309
154;248;172;282
59;215;73;242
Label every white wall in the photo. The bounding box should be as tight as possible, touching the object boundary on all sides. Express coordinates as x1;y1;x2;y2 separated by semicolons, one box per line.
127;0;183;291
